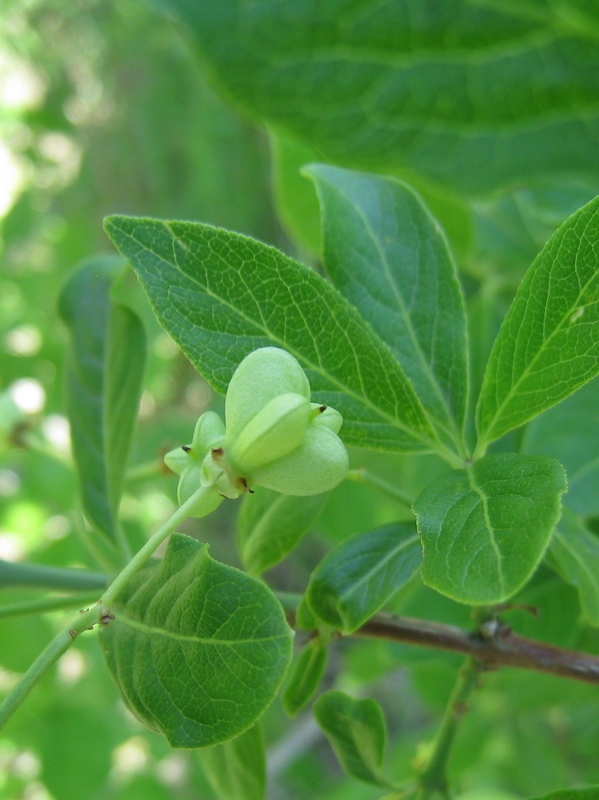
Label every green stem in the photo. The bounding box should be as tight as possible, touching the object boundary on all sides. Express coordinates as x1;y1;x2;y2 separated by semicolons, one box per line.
0;485;214;732
0;592;101;619
416;657;482;799
99;486;212;607
346;468;414;510
0;560;110;592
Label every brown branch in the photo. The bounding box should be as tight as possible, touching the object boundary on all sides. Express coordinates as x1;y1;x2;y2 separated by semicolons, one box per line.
289;611;599;686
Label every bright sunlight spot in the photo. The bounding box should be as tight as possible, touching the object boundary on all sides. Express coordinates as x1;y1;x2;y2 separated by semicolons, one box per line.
9;378;46;414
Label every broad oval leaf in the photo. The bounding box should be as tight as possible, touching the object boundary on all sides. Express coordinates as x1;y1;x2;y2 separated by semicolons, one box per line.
313;690;391;788
282;637;328;717
307;164;469;453
100;533;293;748
236;487;327;576
59;258;146;544
414;454;567;604
306;522;422;633
104;215;440;455
477;195;599;449
546;509;599;627
521;377;599;515
163;0;599;196
198;723;266;800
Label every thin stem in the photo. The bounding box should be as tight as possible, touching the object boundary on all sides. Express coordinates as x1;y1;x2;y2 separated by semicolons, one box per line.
346;468;414;510
0;592;100;620
0;560;110;592
416;657;482;799
284;607;599;687
99;486;212;607
0;485;213;732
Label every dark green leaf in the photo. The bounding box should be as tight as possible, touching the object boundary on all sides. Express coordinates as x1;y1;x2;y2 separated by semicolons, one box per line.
521;377;599;515
414;454;567;604
198;724;266;800
306;522;422;632
104;215;442;455
163;0;599;195
477;196;599;449
59;258;146;543
307;164;468;453
313;690;392;788
100;534;293;748
547;509;599;626
236;487;327;576
282;637;328;717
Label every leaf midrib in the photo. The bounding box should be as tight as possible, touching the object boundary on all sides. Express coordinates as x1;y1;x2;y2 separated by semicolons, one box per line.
467;467;506;594
335;534;420;606
321;175;462;446
116;611;290;647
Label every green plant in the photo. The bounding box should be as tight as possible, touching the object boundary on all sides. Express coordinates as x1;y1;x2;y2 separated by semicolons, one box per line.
2;2;599;799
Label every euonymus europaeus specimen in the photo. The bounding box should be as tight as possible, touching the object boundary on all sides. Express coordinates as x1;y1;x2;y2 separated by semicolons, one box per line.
2;162;599;799
3;0;599;794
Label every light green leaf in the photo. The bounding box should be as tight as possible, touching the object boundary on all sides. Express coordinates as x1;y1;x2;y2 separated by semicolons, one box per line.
236;487;327;576
306;522;422;633
100;534;293;748
59;258;146;543
282;637;328;717
521;377;599;515
527;788;599;800
414;453;567;604
270;133;322;255
104;215;442;456
547;509;599;626
476;195;599;449
307;164;468;453
198;723;266;800
313;690;392;788
163;0;599;195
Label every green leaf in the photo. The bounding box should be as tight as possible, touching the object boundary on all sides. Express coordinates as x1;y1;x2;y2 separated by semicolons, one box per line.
59;258;146;543
295;595;318;631
100;534;293;748
414;453;567;604
313;690;392;788
476;196;599;449
270;133;322;255
163;0;599;196
282;637;328;717
236;487;327;576
104;215;442;456
306;522;422;633
546;509;599;627
307;164;468;453
198;723;266;800
527;788;599;800
521;377;599;515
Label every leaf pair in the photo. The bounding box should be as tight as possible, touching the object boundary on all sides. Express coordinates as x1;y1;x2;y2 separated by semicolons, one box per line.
103;166;470;464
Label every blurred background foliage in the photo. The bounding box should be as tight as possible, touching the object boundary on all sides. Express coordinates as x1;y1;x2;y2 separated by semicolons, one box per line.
1;2;599;799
